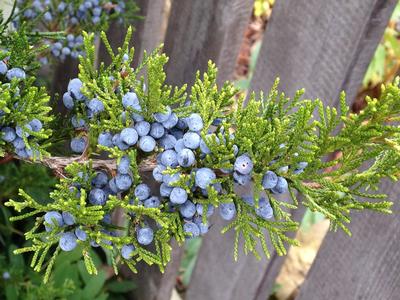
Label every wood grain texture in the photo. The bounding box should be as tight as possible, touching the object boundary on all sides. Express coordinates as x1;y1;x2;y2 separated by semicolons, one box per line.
296;179;400;300
98;0;167;67
250;0;397;106
131;0;168;67
186;1;395;300
164;0;254;86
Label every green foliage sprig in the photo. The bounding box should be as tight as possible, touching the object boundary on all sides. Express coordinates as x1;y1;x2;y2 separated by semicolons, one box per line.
0;19;53;158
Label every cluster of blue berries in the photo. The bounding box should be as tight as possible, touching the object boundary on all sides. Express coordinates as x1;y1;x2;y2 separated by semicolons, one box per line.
43;170;116;251
43;168;154;254
63;78;106;153
0;60;44;158
97;92;182;154
49;35;85;61
16;0;126;61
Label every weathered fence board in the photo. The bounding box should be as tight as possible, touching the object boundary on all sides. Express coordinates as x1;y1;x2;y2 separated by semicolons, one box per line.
296;179;400;300
98;0;167;67
250;0;397;106
164;0;254;86
186;1;396;300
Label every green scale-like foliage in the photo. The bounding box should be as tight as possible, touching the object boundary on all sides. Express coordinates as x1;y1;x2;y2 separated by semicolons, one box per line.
3;26;400;282
0;21;53;158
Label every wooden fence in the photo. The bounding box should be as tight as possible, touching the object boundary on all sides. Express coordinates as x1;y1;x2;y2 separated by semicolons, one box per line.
58;0;399;299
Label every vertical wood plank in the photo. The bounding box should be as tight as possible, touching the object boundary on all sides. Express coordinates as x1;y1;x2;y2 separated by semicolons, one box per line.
250;0;397;104
131;0;169;67
97;0;168;68
164;0;254;87
186;1;396;300
296;180;400;300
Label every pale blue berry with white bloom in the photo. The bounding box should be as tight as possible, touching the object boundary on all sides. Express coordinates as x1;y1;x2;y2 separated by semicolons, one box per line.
122;92;140;109
108;178;119;194
137;227;154;245
234;154;253;175
196;204;214;217
92;171;108;188
135;183;151;200
139;136;156;152
174;139;185;153
6;67;26;80
62;47;71;56
161;149;178;167
160;183;173;197
219;202;236;220
184;221;200;238
120;127;138;146
118;155;130;174
121;244;135;259
115;174;133;191
262;171;278;189
176;118;188;130
59;232;77;251
67;78;84;100
134;121;151;136
62;212;75;225
29;119;42;132
153;106;171;122
0;61;8;75
1;127;16;142
187;113;203;131
195;168;216;189
159;134;177;150
13;137;25;149
88;98;104;114
255;198;274;220
177;148;195;167
89;188;107;205
162;112;178;129
44;211;64;227
179;200;196;218
16;124;31;138
199;138;211;154
112;133;129;150
170;187;188;204
163;172;181;187
98;131;113;147
153;164;166;182
271;176;288;194
150;122;165;139
194;217;209;235
70;137;86;153
183;132;201;149
144;196;161;208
